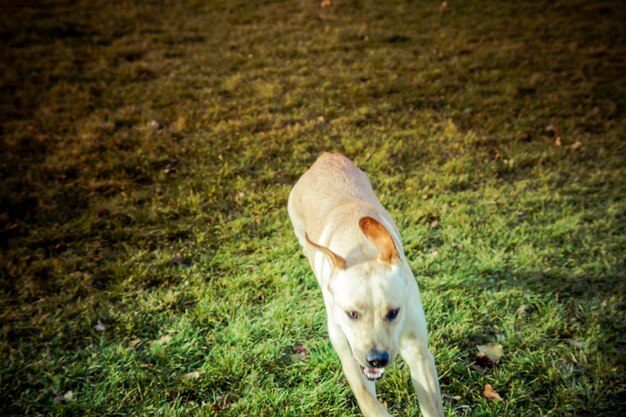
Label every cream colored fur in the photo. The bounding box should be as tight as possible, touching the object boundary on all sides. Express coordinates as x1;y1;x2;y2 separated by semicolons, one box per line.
288;153;444;417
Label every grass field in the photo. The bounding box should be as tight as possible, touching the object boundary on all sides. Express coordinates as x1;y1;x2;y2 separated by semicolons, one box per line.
1;0;625;416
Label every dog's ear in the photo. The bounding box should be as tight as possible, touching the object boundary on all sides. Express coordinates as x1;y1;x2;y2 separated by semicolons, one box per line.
359;216;399;265
305;233;347;269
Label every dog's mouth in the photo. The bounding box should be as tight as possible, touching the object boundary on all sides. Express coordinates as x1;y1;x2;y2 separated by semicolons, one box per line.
358;364;386;381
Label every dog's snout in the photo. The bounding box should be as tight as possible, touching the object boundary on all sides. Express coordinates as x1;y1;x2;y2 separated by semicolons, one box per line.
366;350;390;368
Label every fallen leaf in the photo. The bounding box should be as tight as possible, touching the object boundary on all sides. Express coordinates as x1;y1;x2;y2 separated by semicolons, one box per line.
129;339;142;347
516;304;530;316
182;371;201;380
570;141;582;150
291;343;310;361
294;343;308;354
94;320;106;332
151;335;172;346
54;391;74;403
421;194;430;200
476;343;503;367
569;339;585;350
171;253;183;265
54;242;67;252
545;123;562;146
483;383;502;400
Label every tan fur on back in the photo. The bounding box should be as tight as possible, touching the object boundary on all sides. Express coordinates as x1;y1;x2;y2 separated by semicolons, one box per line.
288;153;400;265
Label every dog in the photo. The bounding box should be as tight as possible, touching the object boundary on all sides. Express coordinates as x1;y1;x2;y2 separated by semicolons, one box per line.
288;153;444;417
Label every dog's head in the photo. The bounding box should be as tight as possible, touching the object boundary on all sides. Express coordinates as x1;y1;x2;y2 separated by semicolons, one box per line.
307;216;409;381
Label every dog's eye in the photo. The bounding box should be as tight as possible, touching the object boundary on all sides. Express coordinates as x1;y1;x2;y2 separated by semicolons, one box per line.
386;308;400;321
346;311;360;320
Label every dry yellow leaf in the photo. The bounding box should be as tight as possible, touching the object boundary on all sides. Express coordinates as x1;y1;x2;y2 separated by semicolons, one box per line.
484;383;502;400
477;343;503;364
182;371;201;380
150;335;172;346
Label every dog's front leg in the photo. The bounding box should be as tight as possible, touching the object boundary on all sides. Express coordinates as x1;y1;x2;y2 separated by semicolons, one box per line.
339;353;392;417
400;335;444;417
329;326;392;417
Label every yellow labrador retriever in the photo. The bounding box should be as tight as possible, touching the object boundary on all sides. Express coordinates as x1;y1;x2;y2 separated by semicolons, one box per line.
288;153;444;417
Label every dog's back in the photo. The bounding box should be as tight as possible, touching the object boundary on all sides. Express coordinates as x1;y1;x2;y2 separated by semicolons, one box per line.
288;152;394;245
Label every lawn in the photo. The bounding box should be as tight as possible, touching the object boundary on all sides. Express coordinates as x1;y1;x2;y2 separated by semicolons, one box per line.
1;0;624;416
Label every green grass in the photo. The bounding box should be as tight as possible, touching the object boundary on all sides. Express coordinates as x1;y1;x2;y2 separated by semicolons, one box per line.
1;0;624;416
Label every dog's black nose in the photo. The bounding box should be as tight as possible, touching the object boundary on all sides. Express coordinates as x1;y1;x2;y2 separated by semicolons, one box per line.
366;350;389;368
